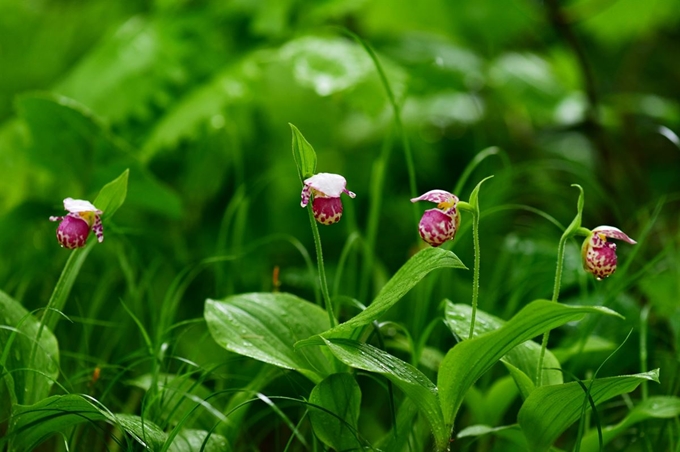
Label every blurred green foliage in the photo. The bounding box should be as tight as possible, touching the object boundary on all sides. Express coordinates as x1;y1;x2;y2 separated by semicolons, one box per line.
0;0;679;449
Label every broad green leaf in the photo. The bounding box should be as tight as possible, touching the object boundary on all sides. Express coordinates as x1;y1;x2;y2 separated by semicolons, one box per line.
3;394;166;451
204;292;332;383
438;300;622;430
321;338;448;451
166;429;229;452
579;396;680;452
444;302;563;388
299;248;466;345
0;290;59;405
309;373;362;451
93;168;129;219
289;123;317;180
518;369;660;452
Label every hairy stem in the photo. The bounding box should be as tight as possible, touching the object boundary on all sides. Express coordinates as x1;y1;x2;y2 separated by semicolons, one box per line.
536;233;568;385
307;207;337;327
468;210;481;340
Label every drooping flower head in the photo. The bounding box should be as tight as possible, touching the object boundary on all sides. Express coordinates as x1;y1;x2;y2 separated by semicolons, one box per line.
581;226;636;279
300;173;356;225
411;190;461;247
49;198;104;249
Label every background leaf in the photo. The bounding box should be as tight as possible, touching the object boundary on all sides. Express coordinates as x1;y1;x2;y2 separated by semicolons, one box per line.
4;394;166;451
578;396;680;452
309;372;362;451
17;93;181;217
518;369;660;452
0;290;59;405
166;429;229;452
204;292;333;383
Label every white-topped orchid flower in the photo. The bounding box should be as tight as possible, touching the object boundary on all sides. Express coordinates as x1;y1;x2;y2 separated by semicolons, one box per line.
49;198;104;249
300;173;356;225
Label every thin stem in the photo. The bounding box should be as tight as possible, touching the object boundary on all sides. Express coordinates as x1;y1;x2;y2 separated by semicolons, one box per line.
536;233;568;386
640;304;650;400
468;210;481;340
307;207;337;328
340;29;419;225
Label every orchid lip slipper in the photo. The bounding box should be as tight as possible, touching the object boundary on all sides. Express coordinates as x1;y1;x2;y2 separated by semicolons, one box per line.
581;225;636;280
410;189;461;247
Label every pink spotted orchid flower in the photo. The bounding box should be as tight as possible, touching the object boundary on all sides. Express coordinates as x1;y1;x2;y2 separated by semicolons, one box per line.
49;198;104;249
410;190;461;247
581;226;636;279
300;173;356;225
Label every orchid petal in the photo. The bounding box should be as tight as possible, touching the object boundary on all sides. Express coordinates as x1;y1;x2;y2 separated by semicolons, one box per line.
63;198;103;215
303;173;349;198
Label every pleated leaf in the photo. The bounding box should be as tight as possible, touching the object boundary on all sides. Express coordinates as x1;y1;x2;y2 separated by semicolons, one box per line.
444;301;563;390
438;300;622;430
204;292;333;383
297;247;466;347
518;369;660;452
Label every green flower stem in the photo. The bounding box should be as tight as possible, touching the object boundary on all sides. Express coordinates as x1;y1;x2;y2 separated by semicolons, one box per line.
307;206;337;328
340;28;419;225
468;209;481;339
536;232;568;385
640;304;650;400
536;185;585;386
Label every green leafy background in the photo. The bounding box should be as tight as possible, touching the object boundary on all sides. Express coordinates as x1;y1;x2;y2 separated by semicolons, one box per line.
0;0;678;450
